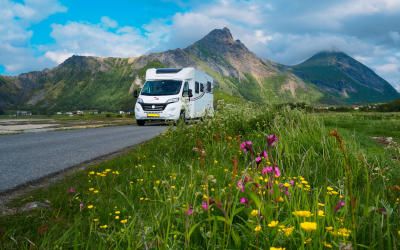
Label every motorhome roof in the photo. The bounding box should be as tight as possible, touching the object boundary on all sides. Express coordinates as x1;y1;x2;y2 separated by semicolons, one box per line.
155;68;182;74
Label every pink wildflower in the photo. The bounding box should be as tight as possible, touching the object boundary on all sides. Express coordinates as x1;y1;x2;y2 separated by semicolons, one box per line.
68;187;76;194
186;206;194;215
274;166;281;177
262;166;273;175
334;200;345;212
237;180;245;192
240;141;253;153
267;134;278;147
240;197;248;204
201;201;209;210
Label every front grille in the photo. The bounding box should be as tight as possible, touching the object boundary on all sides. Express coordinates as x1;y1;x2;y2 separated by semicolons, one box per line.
140;103;167;111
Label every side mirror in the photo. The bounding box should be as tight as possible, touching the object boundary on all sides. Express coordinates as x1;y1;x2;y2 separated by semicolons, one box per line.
133;88;141;98
188;89;193;98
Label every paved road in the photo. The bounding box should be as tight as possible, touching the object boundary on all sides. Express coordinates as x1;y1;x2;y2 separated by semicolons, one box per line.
0;125;166;192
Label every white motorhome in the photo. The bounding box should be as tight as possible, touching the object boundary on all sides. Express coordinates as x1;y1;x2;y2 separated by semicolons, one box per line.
134;67;214;125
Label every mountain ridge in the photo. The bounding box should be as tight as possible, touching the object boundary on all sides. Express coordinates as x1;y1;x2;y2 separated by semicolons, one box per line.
0;27;398;112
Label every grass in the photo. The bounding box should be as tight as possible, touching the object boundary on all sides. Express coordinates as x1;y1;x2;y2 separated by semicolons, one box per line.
0;105;399;249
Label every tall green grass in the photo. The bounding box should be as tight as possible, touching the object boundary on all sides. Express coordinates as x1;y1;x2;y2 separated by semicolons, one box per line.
0;105;399;249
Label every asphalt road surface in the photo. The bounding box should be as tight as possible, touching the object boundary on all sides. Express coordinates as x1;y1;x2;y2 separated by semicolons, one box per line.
0;125;166;192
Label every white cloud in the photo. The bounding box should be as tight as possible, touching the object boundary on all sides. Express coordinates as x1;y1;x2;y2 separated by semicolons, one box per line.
101;16;118;29
0;0;66;73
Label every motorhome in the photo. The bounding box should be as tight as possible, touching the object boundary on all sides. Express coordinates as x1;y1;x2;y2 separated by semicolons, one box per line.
134;67;214;125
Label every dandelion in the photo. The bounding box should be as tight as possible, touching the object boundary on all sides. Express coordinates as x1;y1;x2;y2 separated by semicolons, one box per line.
267;134;278;147
270;247;285;250
318;210;325;217
88;171;95;175
120;219;128;224
300;222;317;231
323;241;333;248
93;189;99;194
99;224;108;229
115;216;120;220
292;210;312;217
155;180;161;185
254;225;262;232
281;226;294;236
115;211;120;214
325;226;333;231
87;204;94;209
318;202;325;207
250;209;258;217
268;220;279;228
283;183;291;188
277;196;284;202
89;187;94;191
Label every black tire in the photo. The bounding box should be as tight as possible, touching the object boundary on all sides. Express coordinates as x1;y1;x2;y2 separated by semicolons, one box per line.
176;111;186;125
136;120;145;126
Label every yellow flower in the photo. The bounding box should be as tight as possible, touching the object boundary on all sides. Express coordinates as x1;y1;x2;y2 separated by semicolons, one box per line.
254;225;262;232
140;197;144;201
99;224;108;229
318;210;325;217
89;187;94;191
115;210;121;214
282;226;294;236
277;196;284;202
327;186;334;191
270;247;285;250
224;168;228;172
120;219;128;224
250;209;259;217
105;168;111;172
171;185;176;189
88;171;95;175
304;238;312;244
93;189;99;194
323;241;333;248
292;210;312;217
300;222;317;231
115;216;120;220
325;226;334;231
268;220;279;228
155;180;161;185
283;183;291;188
330;228;351;237
87;204;94;209
93;218;99;222
318;202;325;207
214;160;218;164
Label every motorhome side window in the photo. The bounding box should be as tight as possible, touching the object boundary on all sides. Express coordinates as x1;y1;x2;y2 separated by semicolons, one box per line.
207;81;212;93
195;82;199;94
200;83;204;92
183;81;189;96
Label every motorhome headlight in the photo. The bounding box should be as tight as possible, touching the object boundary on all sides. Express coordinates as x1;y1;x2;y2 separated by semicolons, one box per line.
166;97;179;103
137;98;144;103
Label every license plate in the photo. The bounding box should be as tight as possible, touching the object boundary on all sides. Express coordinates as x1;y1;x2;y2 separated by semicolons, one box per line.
147;113;160;117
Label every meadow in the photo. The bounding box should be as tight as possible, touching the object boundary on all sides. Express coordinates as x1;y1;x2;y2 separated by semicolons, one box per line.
0;104;399;249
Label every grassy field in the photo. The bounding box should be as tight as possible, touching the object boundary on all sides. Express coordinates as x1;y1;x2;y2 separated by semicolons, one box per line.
0;106;399;249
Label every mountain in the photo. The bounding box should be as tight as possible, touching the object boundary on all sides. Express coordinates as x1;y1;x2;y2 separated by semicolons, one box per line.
290;51;400;104
0;28;398;112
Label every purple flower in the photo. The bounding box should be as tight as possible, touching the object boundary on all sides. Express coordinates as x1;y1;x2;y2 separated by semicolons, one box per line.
261;150;268;159
240;141;253;153
239;197;248;204
201;201;209;210
79;202;84;211
256;156;262;164
334;200;345;212
262;166;273;176
186;205;194;215
68;187;76;194
237;180;245;192
274;166;281;178
267;134;278;147
289;180;295;186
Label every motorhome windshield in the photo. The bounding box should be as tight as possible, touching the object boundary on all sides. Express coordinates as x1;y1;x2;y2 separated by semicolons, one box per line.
141;80;182;96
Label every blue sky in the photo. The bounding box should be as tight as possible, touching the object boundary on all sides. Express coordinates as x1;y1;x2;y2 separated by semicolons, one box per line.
1;0;399;91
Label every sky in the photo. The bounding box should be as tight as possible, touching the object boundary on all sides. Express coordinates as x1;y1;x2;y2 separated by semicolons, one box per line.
1;0;399;91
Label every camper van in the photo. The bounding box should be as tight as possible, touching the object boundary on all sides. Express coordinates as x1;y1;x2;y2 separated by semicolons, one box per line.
134;67;214;125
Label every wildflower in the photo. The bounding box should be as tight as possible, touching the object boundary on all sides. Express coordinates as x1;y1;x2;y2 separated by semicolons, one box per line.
88;171;95;175
270;247;285;250
93;189;99;194
261;150;268;159
239;197;248;204
237;180;245;192
139;197;144;201
87;204;94;209
155;180;161;185
115;216;120;220
268;220;279;228
282;226;294;236
262;166;273;175
68;187;76;194
267;134;278;147
256;156;262;164
334;200;345;212
323;241;333;248
254;225;262;232
331;228;351;237
325;226;333;231
318;202;325;207
250;209;259;217
99;224;108;229
93;218;99;222
318;210;325;217
115;211;121;214
274;166;281;178
240;141;253;153
283;183;291;188
304;238;312;244
89;187;94;191
120;219;128;224
292;210;312;217
186;206;193;216
79;202;84;211
171;185;176;189
201;201;209;210
300;222;317;231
